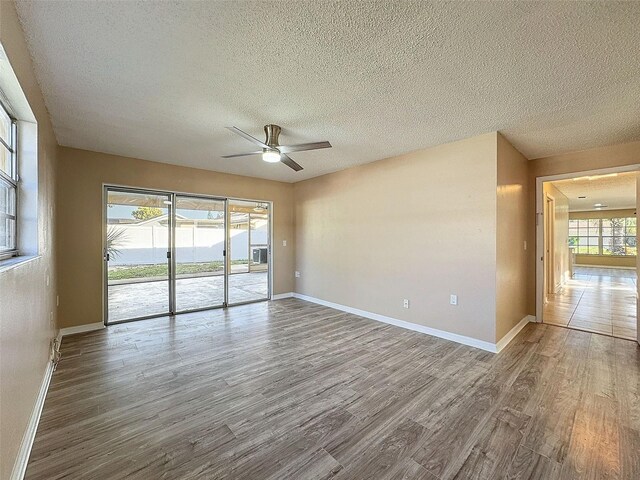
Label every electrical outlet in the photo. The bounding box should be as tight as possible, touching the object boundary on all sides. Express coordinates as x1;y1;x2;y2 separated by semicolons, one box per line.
403;299;409;309
282;240;287;247
295;271;301;278
450;294;458;306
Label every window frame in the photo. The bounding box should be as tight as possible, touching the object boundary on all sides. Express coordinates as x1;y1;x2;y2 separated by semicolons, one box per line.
569;216;637;257
0;99;18;260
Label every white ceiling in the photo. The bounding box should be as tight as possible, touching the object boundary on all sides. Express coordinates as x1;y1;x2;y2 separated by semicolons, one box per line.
14;1;640;183
551;172;637;211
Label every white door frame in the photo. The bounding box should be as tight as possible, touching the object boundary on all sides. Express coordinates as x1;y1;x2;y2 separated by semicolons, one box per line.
535;164;640;345
543;193;556;300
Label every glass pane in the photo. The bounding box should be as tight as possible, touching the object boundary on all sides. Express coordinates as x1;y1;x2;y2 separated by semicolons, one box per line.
578;237;588;246
626;217;636;227
568;227;578;236
568;236;578;247
175;196;226;311
601;227;612;236
602;219;612;229
0;180;16;216
0;145;11;178
0;216;16;251
588;236;599;246
577;246;588;254
627;225;636;236
569;220;578;228
602;237;613;255
578;228;588;236
609;236;625;255
106;189;170;322
611;218;625;234
228;200;269;304
0;106;10;147
588;219;600;229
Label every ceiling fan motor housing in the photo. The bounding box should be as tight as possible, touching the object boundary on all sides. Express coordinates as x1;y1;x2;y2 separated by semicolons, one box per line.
264;124;281;149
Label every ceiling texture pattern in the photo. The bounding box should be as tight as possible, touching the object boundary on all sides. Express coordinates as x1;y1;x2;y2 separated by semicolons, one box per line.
551;172;637;211
14;1;640;182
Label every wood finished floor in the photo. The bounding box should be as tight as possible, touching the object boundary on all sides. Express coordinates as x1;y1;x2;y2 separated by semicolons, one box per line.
27;299;640;480
544;266;637;340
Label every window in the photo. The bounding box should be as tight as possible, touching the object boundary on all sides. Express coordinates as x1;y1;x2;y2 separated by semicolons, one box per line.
0;101;17;259
602;217;636;256
569;217;637;256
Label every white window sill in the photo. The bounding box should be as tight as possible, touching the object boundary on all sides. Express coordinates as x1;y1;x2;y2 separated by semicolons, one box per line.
0;254;41;273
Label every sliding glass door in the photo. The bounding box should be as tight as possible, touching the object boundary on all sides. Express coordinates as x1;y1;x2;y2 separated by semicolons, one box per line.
104;187;271;324
228;200;270;305
174;195;226;312
105;189;172;322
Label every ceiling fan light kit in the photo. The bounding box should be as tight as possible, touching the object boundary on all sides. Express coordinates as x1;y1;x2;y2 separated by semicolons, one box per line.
262;149;281;163
223;124;332;172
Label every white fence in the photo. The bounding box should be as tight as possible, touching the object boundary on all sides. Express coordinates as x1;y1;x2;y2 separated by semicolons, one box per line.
109;223;268;265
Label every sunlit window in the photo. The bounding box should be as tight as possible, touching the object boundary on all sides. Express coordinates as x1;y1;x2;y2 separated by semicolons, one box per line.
569;217;637;256
0;100;17;258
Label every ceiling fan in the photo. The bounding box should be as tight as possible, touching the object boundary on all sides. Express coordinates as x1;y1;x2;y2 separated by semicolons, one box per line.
222;124;331;171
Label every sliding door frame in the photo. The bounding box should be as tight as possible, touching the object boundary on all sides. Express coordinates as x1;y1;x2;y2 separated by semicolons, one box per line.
102;183;273;325
226;199;272;307
102;186;174;325
172;192;227;315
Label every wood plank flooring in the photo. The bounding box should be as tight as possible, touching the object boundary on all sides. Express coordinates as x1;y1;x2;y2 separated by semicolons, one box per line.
544;266;637;340
26;299;640;479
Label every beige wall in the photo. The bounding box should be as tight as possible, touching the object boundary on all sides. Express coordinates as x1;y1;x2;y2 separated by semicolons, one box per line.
527;140;640;314
496;134;529;341
0;2;59;478
294;133;499;343
543;182;570;291
570;209;636;268
56;147;295;329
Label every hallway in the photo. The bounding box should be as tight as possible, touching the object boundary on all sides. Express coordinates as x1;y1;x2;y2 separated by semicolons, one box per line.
543;266;637;340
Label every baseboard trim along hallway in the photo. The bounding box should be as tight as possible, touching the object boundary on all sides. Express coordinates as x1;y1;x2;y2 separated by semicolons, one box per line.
55;322;105;345
271;292;295;300
291;293;534;353
10;361;54;480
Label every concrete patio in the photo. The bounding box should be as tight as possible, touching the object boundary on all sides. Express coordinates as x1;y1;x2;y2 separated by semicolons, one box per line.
107;271;268;322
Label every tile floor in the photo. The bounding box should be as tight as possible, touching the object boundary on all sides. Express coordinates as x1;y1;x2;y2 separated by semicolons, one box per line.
108;271;268;322
543;266;637;340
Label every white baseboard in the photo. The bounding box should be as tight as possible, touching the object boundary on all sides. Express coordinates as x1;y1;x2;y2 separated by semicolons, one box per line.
10;360;54;480
575;264;636;270
495;315;535;353
293;293;511;353
58;322;105;341
271;292;294;300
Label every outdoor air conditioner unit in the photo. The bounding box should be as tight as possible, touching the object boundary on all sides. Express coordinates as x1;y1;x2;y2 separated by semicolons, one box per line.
252;247;268;264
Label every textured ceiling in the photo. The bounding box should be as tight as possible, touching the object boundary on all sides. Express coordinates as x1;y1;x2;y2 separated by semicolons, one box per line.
551;172;637;211
14;1;640;183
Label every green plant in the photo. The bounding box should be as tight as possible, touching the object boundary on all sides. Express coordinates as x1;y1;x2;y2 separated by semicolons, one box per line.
131;206;163;221
106;227;127;260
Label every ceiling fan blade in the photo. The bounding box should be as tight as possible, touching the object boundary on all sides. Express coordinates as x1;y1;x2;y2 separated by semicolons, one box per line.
278;141;332;154
221;150;262;158
226;126;268;149
280;154;303;171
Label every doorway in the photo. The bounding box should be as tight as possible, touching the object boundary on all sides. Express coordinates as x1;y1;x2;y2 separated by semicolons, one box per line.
104;186;271;324
537;169;639;342
544;194;556;301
